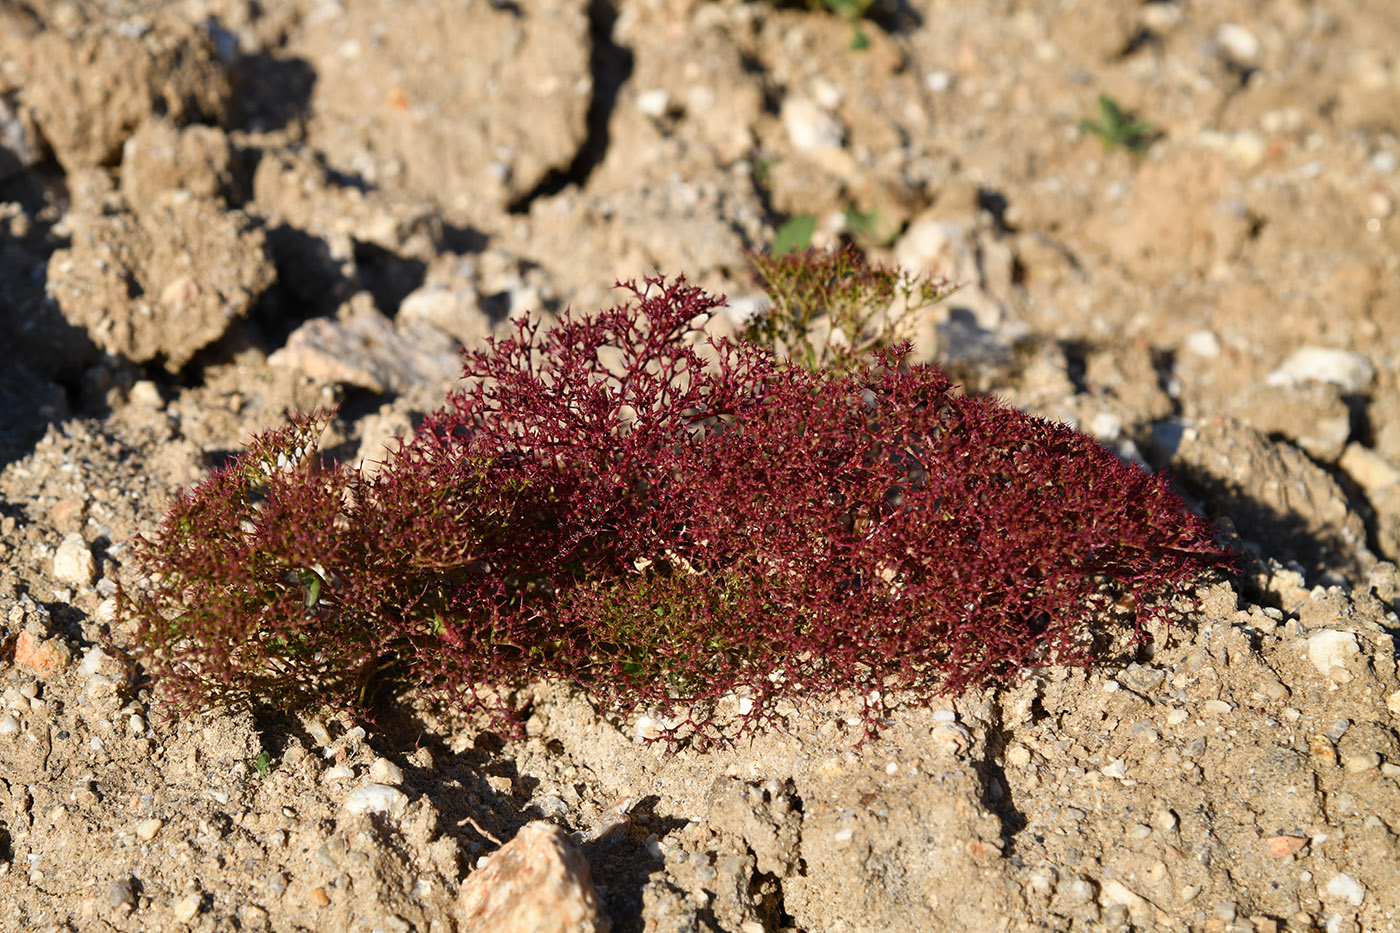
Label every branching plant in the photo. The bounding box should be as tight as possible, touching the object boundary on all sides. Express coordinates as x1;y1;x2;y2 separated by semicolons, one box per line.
121;267;1229;746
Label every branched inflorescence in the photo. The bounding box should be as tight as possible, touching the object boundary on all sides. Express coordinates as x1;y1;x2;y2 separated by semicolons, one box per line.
121;270;1230;745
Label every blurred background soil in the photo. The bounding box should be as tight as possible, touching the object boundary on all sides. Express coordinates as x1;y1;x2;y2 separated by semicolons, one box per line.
0;1;1398;931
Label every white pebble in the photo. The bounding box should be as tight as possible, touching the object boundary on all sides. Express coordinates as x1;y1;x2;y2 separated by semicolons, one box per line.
1324;873;1366;906
369;757;404;786
1216;23;1260;62
1184;329;1221;358
1268;347;1375;393
78;646;111;677
128;714;146;736
172;893;201;923
931;708;957;723
1307;630;1360;678
323;764;355;783
781;97;844;152
136;818;163;841
0;713;19;736
635;88;670;118
1101;759;1128;780
343;783;408;818
833;827;854;843
53;533;97;587
1203;700;1233;715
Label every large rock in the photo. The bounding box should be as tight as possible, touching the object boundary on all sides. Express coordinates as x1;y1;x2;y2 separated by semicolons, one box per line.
2;10;230;170
458;821;609;933
47;196;274;370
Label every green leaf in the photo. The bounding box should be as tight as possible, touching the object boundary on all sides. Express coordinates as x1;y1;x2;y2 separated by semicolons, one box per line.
773;215;816;256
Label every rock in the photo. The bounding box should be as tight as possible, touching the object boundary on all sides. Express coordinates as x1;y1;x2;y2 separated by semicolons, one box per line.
107;877;137;910
782;97;844;152
48;198;274;371
5;16;230;170
369;757;404;786
343;783;409;819
269;297;461;393
1307;630;1360;678
1324;873;1366;907
53;533;97;586
119;118;236;208
397;283;495;347
14;629;71;678
1226;381;1352;463
0;92;46;181
1264;834;1308;857
1168;418;1373;581
172;892;201;923
290;0;590;210
1267;347;1375;393
459;821;610;933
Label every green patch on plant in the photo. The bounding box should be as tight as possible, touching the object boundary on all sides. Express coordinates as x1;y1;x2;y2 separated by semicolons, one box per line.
772;214;816;256
744;244;956;374
252;749;271;779
1079;94;1157;153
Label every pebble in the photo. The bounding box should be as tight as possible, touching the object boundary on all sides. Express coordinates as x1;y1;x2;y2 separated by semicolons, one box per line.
1264;834;1308;857
107;876;137;910
323;763;355;783
1308;631;1360;679
1342;751;1379;773
13;630;71;678
1268;347;1375;393
1215;23;1260;63
1184;329;1222;358
1203;700;1234;715
781;97;844;152
1324;873;1366;906
368;757;404;786
343;783;409;818
53;533;97;586
0;713;19;736
173;892;201;923
635;88;670;118
136;817;163;841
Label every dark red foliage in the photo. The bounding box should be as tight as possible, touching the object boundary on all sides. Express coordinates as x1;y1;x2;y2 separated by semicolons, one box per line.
121;274;1230;743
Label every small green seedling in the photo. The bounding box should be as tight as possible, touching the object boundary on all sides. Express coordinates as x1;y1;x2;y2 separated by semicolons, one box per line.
772;214;817;256
1079;94;1157;153
252;750;271;779
819;0;876;50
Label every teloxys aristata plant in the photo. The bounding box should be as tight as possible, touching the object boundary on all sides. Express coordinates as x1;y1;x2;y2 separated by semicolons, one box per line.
121;265;1228;745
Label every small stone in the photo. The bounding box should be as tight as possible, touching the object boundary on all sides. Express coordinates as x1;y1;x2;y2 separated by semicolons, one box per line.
14;630;71;678
1324;873;1365;906
0;713;18;736
1146;860;1168;883
107;877;137;910
1166;709;1188;726
343;783;408;818
1126;823;1152;840
459;821;608;933
1268;347;1375;393
833;827;855;843
369;757;404;786
1152;809;1178;832
136;817;163;841
781;96;844;152
1307;631;1360;678
173;893;201;923
1006;745;1031;767
1184;329;1221;357
1309;734;1338;766
1203;700;1233;715
1339;444;1400;494
323;764;355;783
1215;23;1259;62
128;380;165;408
1342;751;1380;773
635;88;670;118
311;886;330;907
53;532;98;586
1387;691;1400;716
1264;834;1308;857
1101;759;1128;780
128;714;146;736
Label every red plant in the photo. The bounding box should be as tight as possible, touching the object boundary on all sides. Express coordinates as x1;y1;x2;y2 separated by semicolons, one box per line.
121;272;1229;744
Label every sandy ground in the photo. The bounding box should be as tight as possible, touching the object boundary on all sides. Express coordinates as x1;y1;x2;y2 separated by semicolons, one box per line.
1;0;1399;930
